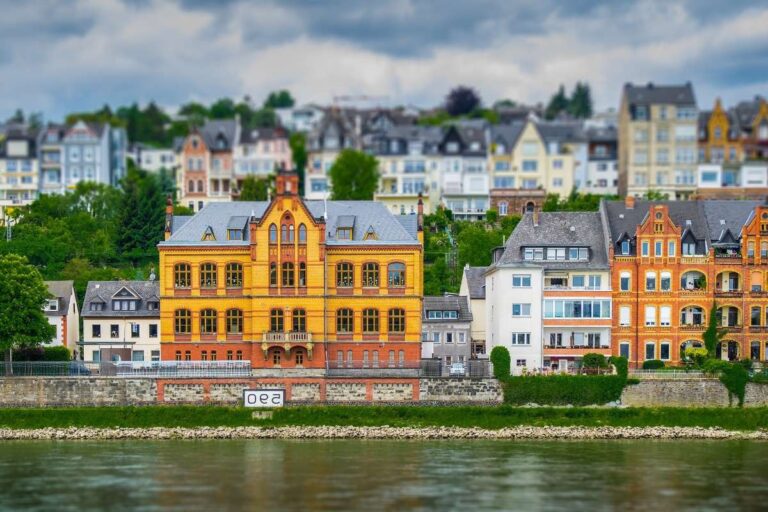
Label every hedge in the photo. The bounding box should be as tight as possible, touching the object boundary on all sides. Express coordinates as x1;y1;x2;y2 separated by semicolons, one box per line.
490;346;510;380
502;375;627;406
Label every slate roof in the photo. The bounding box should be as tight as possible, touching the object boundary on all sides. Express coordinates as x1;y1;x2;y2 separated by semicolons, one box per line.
161;200;420;247
423;295;472;323
44;281;74;317
82;281;160;318
200;119;237;151
624;82;696;107
535;121;586;144
496;212;609;269
171;216;192;234
463;266;487;299
701;200;761;244
490;122;525;150
395;215;419;239
239;127;288;144
364;125;443;155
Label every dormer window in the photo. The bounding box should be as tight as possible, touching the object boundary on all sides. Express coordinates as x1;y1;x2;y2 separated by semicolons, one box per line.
363;226;377;241
227;229;243;241
46;300;59;312
337;228;353;240
147;301;159;311
446;142;459;153
191;137;199;149
90;302;105;312
621;240;630;255
113;300;137;311
202;226;216;241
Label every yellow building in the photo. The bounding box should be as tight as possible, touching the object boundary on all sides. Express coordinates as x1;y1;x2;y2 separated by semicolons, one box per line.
698;98;743;164
158;168;424;370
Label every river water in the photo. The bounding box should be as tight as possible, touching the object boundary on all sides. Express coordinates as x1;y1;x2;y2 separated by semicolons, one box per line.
0;439;766;511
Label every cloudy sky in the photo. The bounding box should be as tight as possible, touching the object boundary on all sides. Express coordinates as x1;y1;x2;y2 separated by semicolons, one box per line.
1;0;767;121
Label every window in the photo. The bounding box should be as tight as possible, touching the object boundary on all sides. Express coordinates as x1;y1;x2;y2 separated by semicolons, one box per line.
174;263;191;288
298;262;307;287
226;309;243;334
337;308;353;333
92;324;101;338
641;241;649;257
298;224;307;243
752;306;761;326
336;227;352;240
544;300;611;319
130;323;140;338
227;228;243;241
269;224;278;244
512;274;531;287
620;272;631;291
619;343;630;359
645;306;657;326
588;275;601;289
646;272;657;291
175;309;191;334
511;333;531;345
660;272;671;291
200;263;217;289
270;309;284;332
184;351;192;361
621;240;630;255
522;160;537;172
151;350;160;362
388;263;406;287
225;263;243;288
362;309;379;333
619;306;631;326
388;308;405;333
149;324;158;338
336;262;354;287
446;332;454;343
645;343;656;361
668;241;676;257
660;306;671;327
512;304;531;317
200;309;217;334
362;263;379;287
282;262;295;286
655;241;663;256
132;351;144;362
292;309;306;332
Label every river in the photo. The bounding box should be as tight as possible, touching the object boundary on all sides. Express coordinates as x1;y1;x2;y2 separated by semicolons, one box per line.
0;439;766;511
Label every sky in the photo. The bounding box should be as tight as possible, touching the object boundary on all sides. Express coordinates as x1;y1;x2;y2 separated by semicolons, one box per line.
1;0;767;122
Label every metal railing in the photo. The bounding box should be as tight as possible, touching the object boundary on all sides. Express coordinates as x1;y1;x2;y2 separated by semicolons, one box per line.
0;361;253;378
419;359;492;378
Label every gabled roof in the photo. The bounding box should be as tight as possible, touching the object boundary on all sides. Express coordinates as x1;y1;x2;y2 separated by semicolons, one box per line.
201;119;237;151
44;281;74;316
535;120;586;144
490;122;525;149
602;200;709;242
82;281;160;318
463;266;487;299
423;295;472;323
700;200;760;242
239;127;288;144
623;82;696;107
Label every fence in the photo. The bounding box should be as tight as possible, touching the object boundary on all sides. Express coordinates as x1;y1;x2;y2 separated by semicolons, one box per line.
419;359;492;378
0;361;253;378
628;370;710;380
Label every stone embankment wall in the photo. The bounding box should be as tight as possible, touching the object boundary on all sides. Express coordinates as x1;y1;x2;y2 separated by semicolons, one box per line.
0;378;158;407
620;379;768;407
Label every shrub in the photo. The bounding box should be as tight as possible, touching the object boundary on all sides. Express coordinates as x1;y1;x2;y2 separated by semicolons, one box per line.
684;347;709;367
642;359;664;370
701;359;731;375
485;209;498;224
609;356;628;379
43;346;72;361
490;346;511;381
502;375;626;406
720;364;749;407
582;353;607;370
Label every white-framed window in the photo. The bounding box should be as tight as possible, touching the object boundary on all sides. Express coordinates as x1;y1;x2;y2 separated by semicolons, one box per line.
645;306;657;326
660;306;671;327
641;241;649;257
512;274;531;287
511;333;531;345
660;272;672;291
432;332;441;344
668;241;676;257
646;271;657;291
619;306;631;326
458;332;466;344
655;241;663;256
619;342;630;359
445;332;454;343
512;304;531;317
645;342;656;361
588;275;601;289
620;272;631;291
516;359;527;367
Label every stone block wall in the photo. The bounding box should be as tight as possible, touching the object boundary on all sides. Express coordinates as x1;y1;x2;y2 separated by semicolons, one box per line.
419;378;503;403
372;383;414;401
326;383;367;402
0;378;157;407
620;379;768;407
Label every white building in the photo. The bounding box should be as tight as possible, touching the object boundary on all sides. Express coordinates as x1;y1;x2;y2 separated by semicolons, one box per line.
584;126;619;195
80;281;161;363
459;265;488;357
275;104;325;133
132;145;178;173
697;162;768;190
43;281;80;354
0;125;39;206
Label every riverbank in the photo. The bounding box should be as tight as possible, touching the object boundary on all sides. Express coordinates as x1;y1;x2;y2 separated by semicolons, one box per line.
1;405;768;431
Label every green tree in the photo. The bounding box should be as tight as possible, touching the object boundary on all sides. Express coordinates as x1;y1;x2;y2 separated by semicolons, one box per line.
704;303;727;358
290;132;308;195
238;176;269;201
328;149;380;200
264;90;295;109
568;82;593;119
643;189;669;200
545;84;569;120
456;222;503;269
424;257;451;296
209;98;236;119
490;346;511;380
445;86;481;116
0;254;56;368
116;168;165;264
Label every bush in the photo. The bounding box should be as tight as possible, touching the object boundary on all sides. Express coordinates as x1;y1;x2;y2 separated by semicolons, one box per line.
582;353;607;370
490;346;511;380
642;359;665;370
701;359;731;375
721;364;749;407
43;346;72;361
684;347;708;367
485;209;498;223
609;356;628;379
502;375;626;406
11;346;72;361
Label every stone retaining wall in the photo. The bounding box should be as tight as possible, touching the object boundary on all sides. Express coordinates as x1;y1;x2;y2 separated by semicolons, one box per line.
0;378;157;407
419;378;503;403
620;379;768;407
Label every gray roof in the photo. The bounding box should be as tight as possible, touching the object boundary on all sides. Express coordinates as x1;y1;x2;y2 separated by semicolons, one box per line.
396;215;419;239
172;216;192;234
201;119;237;151
496;212;609;269
463;266;487;299
701;200;761;243
423;295;472;323
82;281;160;318
240;127;288;144
586;126;617;143
44;281;74;317
490;122;525;149
161;200;420;247
624;82;696;107
535;121;586;144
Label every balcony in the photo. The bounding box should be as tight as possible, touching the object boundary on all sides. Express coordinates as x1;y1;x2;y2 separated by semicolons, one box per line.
714;288;742;298
262;332;312;343
679;324;705;331
714;251;741;261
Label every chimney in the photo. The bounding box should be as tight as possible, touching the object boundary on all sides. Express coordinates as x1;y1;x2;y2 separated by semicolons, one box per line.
164;195;174;240
417;193;424;231
532;211;539;227
625;195;636;209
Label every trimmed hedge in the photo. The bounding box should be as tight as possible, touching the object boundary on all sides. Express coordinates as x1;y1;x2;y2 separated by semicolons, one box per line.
642;359;665;370
490;346;510;380
502;375;627;406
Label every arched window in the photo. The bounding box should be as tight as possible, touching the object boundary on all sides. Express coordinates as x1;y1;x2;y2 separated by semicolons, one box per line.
197;180;203;193
388;308;406;333
269;224;278;244
292;308;306;332
174;309;191;334
270;309;284;332
174;263;191;288
187;181;194;193
337;308;353;333
299;224;307;243
362;263;379;287
226;308;243;334
387;263;406;288
336;262;354;287
269;262;277;286
525;201;535;213
362;308;379;333
660;271;671;291
298;262;307;287
282;262;295;286
281;225;288;243
288;225;295;243
200;263;217;289
225;263;243;288
645;271;656;291
200;309;217;334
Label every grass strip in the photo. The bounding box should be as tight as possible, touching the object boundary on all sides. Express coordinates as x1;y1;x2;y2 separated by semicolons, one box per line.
0;405;766;431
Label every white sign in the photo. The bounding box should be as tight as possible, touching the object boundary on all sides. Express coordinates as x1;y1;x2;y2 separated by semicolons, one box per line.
243;389;285;408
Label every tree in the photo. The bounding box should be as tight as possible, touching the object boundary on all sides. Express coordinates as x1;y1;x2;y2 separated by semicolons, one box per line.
493;99;517;109
0;254;57;369
445;86;481;116
264;90;295;109
643;189;669;200
8;108;24;123
290;132;308;195
568;82;593;119
490;346;511;379
545;84;569;120
209;98;236;119
704;303;727;358
116;168;165;263
328;149;380;200
238;176;269;201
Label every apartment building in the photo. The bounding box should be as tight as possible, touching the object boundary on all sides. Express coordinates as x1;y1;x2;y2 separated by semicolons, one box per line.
618;82;698;198
459;265;488;356
80;280;161;363
37;124;66;195
0;125;38;206
485;212;612;374
305;110;360;200
696;162;768;199
61;121;127;192
698;96;768;163
131;144;178;173
584;125;618;195
420;295;473;369
233;127;293;196
43;281;79;354
437;123;490;220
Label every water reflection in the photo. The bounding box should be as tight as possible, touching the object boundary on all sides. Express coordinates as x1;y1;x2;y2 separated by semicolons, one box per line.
0;439;766;511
